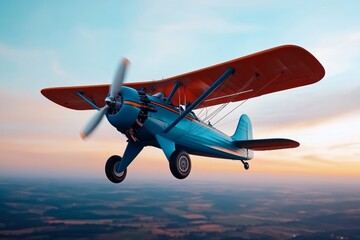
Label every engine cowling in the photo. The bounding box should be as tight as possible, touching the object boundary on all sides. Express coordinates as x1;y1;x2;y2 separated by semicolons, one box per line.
106;86;154;142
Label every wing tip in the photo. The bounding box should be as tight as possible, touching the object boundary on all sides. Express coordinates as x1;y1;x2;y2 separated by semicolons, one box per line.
289;139;300;148
286;44;326;82
40;88;50;98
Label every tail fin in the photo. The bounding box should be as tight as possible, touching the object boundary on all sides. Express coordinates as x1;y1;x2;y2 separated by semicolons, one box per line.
232;114;299;152
231;114;253;141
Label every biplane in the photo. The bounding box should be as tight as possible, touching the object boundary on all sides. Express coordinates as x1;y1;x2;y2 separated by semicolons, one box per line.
41;45;325;183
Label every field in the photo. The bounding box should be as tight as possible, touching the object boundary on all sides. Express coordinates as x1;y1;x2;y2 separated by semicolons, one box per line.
0;179;359;239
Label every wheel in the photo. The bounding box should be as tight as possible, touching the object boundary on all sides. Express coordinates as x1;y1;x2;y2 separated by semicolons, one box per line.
169;150;191;179
105;155;127;183
244;162;250;170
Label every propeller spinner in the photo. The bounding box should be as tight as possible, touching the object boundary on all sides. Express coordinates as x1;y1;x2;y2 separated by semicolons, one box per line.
80;58;130;140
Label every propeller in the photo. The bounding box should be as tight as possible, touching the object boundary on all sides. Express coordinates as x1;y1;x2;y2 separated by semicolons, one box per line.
106;58;130;106
80;58;130;140
80;106;108;140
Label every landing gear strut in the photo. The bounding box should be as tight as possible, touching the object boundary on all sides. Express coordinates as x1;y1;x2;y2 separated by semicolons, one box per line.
105;155;127;183
241;160;250;170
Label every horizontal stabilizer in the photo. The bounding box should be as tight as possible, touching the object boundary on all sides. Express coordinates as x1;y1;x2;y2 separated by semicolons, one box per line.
234;138;299;151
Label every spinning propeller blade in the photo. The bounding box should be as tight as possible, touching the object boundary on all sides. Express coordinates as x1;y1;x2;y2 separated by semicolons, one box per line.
81;57;129;140
80;106;108;140
109;58;130;100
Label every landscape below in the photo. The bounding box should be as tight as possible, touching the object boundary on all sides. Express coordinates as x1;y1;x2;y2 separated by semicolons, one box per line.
0;178;359;240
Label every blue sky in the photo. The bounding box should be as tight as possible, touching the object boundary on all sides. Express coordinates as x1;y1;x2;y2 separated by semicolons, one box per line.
0;1;359;182
2;0;358;87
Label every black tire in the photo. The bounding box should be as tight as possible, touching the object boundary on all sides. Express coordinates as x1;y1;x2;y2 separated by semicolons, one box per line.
105;155;127;183
169;150;191;179
244;162;250;170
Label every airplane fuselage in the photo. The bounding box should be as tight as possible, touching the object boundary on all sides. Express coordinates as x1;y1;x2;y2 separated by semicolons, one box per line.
139;95;253;161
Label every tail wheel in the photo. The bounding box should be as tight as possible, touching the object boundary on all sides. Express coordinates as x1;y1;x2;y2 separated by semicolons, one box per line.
169;150;191;179
105;155;127;183
241;160;250;170
244;162;250;170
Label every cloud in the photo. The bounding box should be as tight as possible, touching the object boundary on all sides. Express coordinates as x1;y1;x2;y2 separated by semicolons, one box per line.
0;42;79;89
149;19;254;35
0;42;55;61
210;82;360;134
312;31;360;78
245;31;360;130
120;2;258;82
0;85;132;156
0;86;132;179
51;59;67;78
0;87;168;179
331;142;360;150
2;1;359;181
210;29;360;131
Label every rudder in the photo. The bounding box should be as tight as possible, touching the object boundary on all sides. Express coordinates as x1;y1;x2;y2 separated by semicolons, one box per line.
231;114;253;141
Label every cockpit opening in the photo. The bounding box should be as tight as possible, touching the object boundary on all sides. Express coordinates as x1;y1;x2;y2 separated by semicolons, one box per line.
152;92;165;101
152;92;199;120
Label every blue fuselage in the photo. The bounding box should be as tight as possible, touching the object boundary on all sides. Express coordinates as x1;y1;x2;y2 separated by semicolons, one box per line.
138;95;252;161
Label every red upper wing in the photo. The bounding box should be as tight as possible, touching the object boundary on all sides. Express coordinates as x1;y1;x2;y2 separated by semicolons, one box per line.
41;45;325;110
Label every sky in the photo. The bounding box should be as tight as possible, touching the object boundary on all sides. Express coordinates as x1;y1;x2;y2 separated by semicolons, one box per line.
0;0;359;185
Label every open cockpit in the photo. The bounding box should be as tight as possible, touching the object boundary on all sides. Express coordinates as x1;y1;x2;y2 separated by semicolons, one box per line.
152;92;199;121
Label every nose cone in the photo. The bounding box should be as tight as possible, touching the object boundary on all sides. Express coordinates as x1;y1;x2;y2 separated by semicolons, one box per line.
105;92;123;115
105;96;115;106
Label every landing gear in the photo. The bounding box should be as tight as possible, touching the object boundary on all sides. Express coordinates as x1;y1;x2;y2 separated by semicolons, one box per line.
169;150;191;179
241;160;250;170
105;155;127;183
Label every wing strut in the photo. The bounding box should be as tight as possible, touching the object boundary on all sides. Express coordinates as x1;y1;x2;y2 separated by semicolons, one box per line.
164;67;234;133
165;81;180;105
76;91;100;110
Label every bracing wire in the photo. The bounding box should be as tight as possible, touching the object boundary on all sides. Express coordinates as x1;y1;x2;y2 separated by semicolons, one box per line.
212;72;284;126
196;74;230;120
179;73;258;139
202;73;258;123
197;74;238;121
178;70;284;139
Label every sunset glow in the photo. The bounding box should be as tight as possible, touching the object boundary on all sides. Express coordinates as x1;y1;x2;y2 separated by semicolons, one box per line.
0;1;359;183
